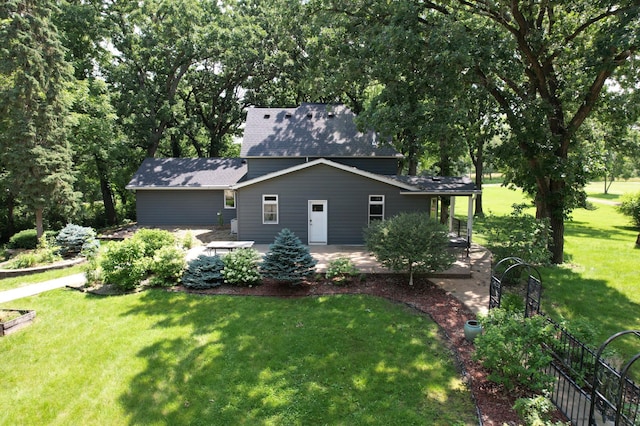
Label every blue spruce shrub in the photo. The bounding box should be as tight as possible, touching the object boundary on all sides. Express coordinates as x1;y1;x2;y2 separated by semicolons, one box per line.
56;224;99;258
182;255;225;289
261;228;317;284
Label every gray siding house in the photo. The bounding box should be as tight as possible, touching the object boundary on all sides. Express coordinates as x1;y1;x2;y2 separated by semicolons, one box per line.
127;103;480;244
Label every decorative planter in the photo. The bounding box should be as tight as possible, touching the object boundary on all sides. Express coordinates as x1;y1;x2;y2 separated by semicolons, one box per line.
464;319;483;342
0;309;36;336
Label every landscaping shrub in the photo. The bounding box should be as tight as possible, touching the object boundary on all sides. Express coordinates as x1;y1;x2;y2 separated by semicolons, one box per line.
364;212;454;285
182;255;225;289
131;229;176;258
222;248;261;286
617;191;640;228
8;229;38;249
181;231;193;249
475;203;551;265
4;236;61;269
149;246;186;287
100;238;148;291
473;308;554;394
325;257;359;284
513;395;567;426
55;224;99;258
260;229;316;284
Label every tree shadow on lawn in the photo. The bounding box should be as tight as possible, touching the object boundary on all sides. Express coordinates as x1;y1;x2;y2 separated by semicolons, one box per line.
117;291;477;425
542;266;640;365
565;220;634;243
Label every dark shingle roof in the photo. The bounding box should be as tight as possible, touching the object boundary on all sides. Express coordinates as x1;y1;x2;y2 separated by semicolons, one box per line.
241;103;399;158
126;158;247;189
388;175;480;194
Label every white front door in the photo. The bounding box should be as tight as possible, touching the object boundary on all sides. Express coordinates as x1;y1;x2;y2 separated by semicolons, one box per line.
308;200;328;245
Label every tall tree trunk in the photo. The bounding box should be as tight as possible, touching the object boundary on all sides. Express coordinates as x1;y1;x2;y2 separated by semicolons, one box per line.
94;155;117;226
171;133;182;157
6;193;16;239
145;121;169;157
550;215;564;264
35;207;44;239
537;178;565;264
440;196;450;225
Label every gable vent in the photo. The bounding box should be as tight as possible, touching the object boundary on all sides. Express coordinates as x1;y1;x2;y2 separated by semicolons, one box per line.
263;114;270;119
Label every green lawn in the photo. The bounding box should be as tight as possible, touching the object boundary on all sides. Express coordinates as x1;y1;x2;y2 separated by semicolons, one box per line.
0;290;477;425
476;181;640;359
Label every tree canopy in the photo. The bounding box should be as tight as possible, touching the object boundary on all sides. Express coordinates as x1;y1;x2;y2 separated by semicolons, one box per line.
0;0;638;264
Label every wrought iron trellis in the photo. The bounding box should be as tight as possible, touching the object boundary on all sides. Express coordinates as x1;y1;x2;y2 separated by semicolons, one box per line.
489;257;542;317
589;330;640;426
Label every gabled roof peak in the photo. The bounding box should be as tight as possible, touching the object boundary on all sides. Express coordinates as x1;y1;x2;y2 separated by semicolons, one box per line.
241;104;399;158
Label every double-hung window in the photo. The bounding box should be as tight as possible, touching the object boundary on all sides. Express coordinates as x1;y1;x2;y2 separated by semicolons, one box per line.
368;195;384;223
262;195;278;224
224;190;236;209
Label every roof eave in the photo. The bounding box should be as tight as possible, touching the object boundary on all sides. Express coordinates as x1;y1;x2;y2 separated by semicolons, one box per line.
232;158;416;191
125;185;233;191
399;190;482;195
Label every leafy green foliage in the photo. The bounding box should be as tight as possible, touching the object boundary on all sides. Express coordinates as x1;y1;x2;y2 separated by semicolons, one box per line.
131;229;176;258
182;255;225;289
222;248;261;286
473;309;554;394
4;242;61;269
260;229;317;284
55;224;98;258
181;231;193;249
100;238;148;291
325;257;359;285
8;229;39;249
476;204;552;265
513;395;568;426
149;246;186;287
364;212;454;285
617;191;640;228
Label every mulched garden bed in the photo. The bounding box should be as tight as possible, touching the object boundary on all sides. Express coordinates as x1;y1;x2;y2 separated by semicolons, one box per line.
173;274;527;425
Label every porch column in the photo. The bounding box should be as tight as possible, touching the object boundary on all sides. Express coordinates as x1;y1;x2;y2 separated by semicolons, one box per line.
467;195;474;243
449;196;456;232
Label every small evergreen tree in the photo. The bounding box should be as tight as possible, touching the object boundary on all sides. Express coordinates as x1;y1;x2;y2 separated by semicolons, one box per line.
182;255;225;289
261;229;317;285
56;223;98;258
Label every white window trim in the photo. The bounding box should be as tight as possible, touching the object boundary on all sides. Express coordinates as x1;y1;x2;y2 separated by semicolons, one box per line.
368;195;385;224
262;194;279;224
224;190;236;209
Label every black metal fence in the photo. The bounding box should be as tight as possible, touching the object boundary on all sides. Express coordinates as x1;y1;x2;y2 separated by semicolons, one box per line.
489;258;640;425
544;319;640;425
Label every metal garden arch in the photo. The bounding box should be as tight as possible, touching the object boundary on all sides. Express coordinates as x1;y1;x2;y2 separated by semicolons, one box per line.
489;257;542;317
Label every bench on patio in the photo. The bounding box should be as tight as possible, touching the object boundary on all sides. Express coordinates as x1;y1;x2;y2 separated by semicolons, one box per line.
205;241;254;255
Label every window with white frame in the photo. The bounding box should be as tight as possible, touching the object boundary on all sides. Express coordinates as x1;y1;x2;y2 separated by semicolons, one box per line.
224;190;236;209
368;195;384;223
262;195;278;224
